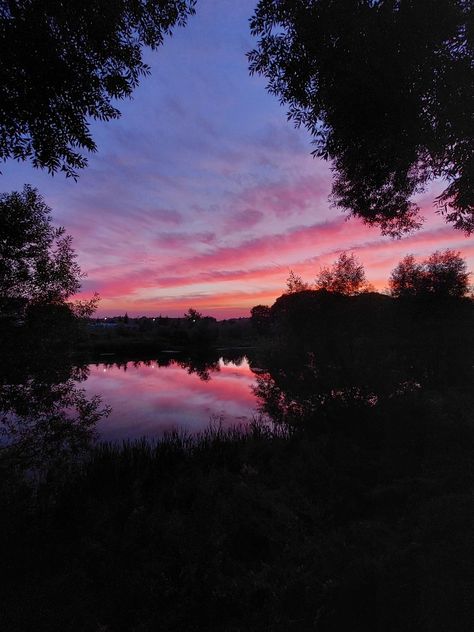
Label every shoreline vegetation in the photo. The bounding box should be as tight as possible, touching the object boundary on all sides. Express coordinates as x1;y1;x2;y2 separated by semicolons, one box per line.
2;287;474;630
80;314;256;357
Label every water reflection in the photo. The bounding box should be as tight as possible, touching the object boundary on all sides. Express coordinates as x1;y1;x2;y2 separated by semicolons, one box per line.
3;297;472;473
1;343;261;467
85;354;259;441
252;299;474;433
0;343;110;473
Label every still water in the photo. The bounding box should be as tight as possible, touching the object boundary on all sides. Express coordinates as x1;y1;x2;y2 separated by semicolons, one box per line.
83;356;261;441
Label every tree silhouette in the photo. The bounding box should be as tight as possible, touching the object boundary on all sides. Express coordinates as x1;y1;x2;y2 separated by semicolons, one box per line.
184;308;202;322
0;186;84;318
390;249;470;298
0;0;196;177
249;0;474;235
388;255;423;298
285;270;309;294
0;340;110;471
424;250;470;298
315;252;366;296
250;304;271;334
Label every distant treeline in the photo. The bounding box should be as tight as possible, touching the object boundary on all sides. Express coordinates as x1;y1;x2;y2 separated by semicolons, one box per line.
251;287;473;338
84;310;254;354
250;247;472;337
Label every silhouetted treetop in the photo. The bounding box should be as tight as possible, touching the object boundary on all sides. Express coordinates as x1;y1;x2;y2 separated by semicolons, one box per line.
285;270;309;293
389;249;470;298
184;308;202;322
315;252;367;296
249;0;474;236
250;304;271;333
0;0;196;177
388;255;423;298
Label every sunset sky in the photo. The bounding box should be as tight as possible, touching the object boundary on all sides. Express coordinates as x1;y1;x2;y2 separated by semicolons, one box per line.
2;0;473;318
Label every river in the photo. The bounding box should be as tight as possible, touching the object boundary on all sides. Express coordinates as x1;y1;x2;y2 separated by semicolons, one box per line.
83;355;261;441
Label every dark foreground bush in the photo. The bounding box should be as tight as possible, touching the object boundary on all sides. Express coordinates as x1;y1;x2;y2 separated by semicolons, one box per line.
2;406;474;632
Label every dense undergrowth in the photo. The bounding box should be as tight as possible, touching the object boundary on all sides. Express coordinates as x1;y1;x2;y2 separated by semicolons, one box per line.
2;396;474;631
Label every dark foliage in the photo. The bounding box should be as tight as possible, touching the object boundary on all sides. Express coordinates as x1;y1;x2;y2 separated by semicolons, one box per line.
256;289;474;432
0;0;196;177
3;365;474;631
249;0;474;235
85;315;253;355
250;304;271;334
184;307;203;321
0;186;85;319
315;251;368;295
285;269;310;293
0;328;109;473
2;279;474;630
390;249;470;298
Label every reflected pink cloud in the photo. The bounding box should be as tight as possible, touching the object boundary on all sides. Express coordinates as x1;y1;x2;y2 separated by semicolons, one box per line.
84;358;259;440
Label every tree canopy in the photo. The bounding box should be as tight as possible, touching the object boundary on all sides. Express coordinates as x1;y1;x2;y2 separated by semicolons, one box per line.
250;304;271;333
285;270;310;293
389;249;470;298
184;308;202;322
315;252;367;295
388;255;423;298
249;0;474;236
0;186;84;316
0;0;195;177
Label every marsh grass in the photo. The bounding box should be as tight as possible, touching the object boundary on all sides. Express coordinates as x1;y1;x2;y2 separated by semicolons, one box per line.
2;395;474;632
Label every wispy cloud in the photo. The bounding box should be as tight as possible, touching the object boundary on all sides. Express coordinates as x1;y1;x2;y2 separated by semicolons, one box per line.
1;0;472;318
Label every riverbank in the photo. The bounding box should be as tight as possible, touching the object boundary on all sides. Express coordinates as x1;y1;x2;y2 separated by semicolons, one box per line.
2;395;474;631
80;315;255;357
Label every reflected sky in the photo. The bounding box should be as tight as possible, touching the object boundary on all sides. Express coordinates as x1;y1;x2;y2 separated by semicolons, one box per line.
84;357;259;441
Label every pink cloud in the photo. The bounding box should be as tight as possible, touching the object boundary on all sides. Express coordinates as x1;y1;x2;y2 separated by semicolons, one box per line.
76;206;473;319
153;231;216;249
152;216;375;279
224;208;264;232
235;174;331;218
71;169;473;319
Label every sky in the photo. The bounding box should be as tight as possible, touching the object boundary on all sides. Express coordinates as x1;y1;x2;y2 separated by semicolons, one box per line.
2;0;473;318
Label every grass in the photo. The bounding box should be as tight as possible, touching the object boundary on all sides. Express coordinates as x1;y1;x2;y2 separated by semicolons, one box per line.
2;393;474;632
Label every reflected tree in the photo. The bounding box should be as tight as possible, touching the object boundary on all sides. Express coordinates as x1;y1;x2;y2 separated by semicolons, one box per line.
0;186;109;472
0;374;107;470
254;290;474;432
177;353;221;382
0;342;110;474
